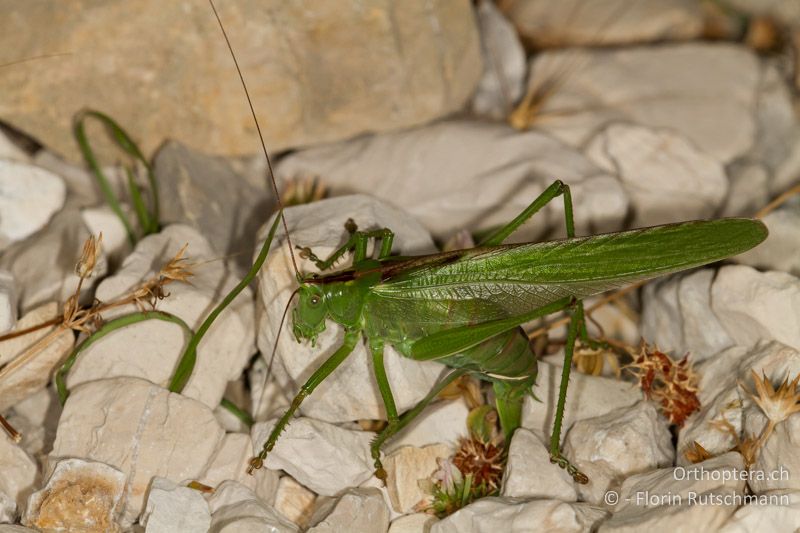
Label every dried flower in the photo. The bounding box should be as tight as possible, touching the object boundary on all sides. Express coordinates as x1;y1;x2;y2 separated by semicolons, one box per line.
158;243;194;284
75;233;102;279
574;342;621;377
626;342;700;426
683;441;713;464
744;370;800;427
438;375;484;409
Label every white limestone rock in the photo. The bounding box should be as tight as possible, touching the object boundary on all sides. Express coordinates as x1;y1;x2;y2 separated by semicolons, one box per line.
49;377;226;525
0;433;37;523
201;432;278;502
431;497;608;533
564;402;674;504
23;458;125;533
0;270;16;335
600;453;746;532
719;489;800;532
470;1;526;120
501;428;577;502
152;141;273;274
585;123;728;226
502;0;703;47
643;265;800;359
208;480;298;533
2;1;482;163
140;477;211;533
745;410;800;494
386;399;470;453
252;417;374;496
81;205;131;263
255;196;445;423
521;359;643;443
677;341;800;464
0;160;66;251
388;513;438;533
274;123;627;242
523;44;759;163
0;205;98;312
0;302;75;411
384;444;452;514
66;224;255;409
273;476;316;529
307;487;389;533
736;203;800;276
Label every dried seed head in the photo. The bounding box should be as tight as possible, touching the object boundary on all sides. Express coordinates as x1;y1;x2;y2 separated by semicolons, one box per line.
744;370;800;426
75;233;103;279
626;341;700;426
281;175;327;207
159;243;194;283
683;441;713;464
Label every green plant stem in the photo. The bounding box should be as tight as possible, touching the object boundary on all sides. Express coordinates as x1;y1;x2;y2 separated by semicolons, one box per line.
56;311;192;405
169;212;283;393
219;398;255;428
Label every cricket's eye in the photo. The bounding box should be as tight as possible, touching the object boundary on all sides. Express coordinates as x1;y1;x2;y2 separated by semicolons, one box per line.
309;294;321;306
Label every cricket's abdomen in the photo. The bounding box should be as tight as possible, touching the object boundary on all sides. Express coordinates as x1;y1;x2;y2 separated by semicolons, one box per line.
362;294;536;385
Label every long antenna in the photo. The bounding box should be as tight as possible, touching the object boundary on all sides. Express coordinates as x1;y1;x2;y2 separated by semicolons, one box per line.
207;0;300;277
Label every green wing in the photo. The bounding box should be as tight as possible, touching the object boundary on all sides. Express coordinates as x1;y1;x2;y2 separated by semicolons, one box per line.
371;218;767;319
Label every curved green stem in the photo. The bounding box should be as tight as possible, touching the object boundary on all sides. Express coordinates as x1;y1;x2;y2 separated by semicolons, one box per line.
169;212;282;393
56;310;193;405
219;398;254;428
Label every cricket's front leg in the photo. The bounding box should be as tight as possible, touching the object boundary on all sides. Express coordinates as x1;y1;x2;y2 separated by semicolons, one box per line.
249;331;359;473
548;300;589;484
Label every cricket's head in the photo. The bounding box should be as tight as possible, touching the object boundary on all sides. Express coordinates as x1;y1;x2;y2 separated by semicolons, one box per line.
292;283;327;345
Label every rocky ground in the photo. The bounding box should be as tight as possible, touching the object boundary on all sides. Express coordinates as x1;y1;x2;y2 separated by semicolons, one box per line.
2;0;800;531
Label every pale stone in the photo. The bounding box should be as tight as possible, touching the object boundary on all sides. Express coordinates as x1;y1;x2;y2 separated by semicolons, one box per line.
252;417;374;496
274;476;316;529
719;490;800;532
0;302;75;411
140;477;211;533
208;480;298;533
307;487;389;533
23;458;125;533
585;123;728;226
0;127;30;163
712;265;800;351
521;360;643;444
389;513;438;533
502;428;577;501
470;1;526;120
386;399;470;453
152;141;272;274
201;433;279;501
0;270;16;334
384;444;452;514
747;413;800;494
0;160;66;251
600;453;746;532
49;378;226;525
4;387;61;460
275;122;627;242
677;341;800;464
502;0;703;47
0;526;36;532
255;196;445;423
564;402;674;504
0;0;481;162
0;206;96;312
737;204;800;276
66;224;255;409
722;162;770;217
523;44;759;163
431;498;607;533
0;433;38;523
81;205;131;263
